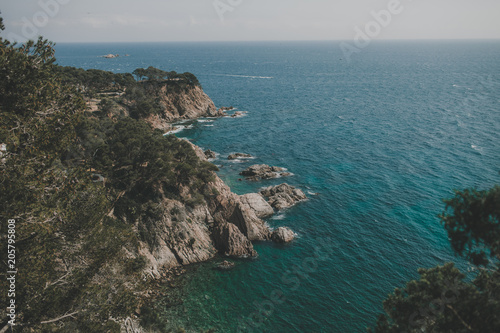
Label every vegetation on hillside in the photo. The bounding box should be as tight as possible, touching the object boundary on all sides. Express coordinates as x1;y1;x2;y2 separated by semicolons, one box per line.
370;185;500;332
0;21;216;332
55;65;201;120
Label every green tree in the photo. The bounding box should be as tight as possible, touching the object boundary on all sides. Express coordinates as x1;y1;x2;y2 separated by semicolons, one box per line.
440;186;500;266
370;185;500;332
133;67;146;81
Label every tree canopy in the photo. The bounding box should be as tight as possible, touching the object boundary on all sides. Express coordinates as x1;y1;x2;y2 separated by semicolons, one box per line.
440;186;500;266
132;66;200;86
370;185;500;332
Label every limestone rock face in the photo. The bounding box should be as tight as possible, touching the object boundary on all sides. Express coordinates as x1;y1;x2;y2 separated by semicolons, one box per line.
213;223;257;258
239;164;291;181
206;176;271;241
260;183;307;210
271;227;296;243
157;84;222;120
137;201;217;278
141;83;224;129
240;193;274;218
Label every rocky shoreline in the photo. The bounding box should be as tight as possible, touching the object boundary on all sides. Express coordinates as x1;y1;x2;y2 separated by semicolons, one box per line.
128;80;308;264
122;96;308;332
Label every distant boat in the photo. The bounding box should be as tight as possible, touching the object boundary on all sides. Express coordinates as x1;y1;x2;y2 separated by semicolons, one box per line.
103;54;119;58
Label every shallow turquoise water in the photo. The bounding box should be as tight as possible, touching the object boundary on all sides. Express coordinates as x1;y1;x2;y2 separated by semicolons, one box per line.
56;40;500;332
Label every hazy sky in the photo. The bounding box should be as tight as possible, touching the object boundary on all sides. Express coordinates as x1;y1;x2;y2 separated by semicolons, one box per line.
1;0;500;43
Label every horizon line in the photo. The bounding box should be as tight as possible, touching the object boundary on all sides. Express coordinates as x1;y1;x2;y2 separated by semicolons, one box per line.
49;37;500;44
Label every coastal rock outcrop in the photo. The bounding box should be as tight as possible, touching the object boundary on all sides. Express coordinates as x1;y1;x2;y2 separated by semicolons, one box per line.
271;227;296;243
228;153;253;160
218;106;234;112
137;201;217;278
240;193;274;218
260;183;307;210
240;164;291;181
213;223;257;258
231;111;244;118
204;149;217;159
205;176;271;242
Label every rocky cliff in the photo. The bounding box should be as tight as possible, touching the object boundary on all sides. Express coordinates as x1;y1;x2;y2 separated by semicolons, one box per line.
141;82;224;130
136;142;273;278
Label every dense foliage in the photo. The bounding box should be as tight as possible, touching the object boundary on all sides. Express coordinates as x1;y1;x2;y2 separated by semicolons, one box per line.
0;22;216;332
370;186;500;332
56;65;201;119
132;66;200;87
56;66;136;97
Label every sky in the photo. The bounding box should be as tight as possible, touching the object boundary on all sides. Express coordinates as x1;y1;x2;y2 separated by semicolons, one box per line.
1;0;500;43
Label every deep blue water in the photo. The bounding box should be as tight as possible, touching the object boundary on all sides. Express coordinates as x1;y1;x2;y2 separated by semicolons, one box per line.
55;41;500;332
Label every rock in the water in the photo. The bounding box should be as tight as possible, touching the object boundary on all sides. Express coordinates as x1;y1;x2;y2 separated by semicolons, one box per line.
240;193;274;218
228;153;253;160
240;164;290;181
231;111;244;118
204;149;217;159
271;227;296;243
216;260;235;270
218;106;234;112
260;183;307;210
213;223;257;258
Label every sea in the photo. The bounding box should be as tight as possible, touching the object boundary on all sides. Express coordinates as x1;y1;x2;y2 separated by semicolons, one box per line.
55;40;500;332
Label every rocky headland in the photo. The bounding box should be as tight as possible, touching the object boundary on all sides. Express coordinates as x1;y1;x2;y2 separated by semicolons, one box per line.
9;63;309;332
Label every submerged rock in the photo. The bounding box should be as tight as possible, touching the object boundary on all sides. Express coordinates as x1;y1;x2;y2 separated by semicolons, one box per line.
216;260;236;270
240;164;290;181
260;183;307;210
271;227;296;243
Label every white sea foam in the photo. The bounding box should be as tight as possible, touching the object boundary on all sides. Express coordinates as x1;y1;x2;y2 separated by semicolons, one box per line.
214;74;273;79
198;119;215;123
275;172;294;178
164;124;193;135
271;214;286;220
453;84;472;90
224;111;248;119
471;144;483;154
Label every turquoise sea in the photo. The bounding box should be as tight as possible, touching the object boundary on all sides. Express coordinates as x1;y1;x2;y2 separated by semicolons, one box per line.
55;41;500;332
